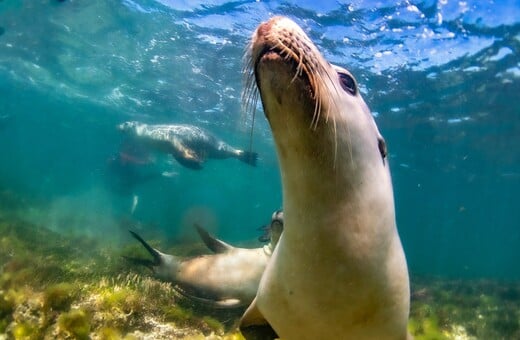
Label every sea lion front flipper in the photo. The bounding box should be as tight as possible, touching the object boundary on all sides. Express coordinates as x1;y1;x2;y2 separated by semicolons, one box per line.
239;298;278;340
170;139;203;169
194;224;234;254
174;285;244;309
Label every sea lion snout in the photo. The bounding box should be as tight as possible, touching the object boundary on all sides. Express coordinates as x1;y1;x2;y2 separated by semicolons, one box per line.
117;121;138;132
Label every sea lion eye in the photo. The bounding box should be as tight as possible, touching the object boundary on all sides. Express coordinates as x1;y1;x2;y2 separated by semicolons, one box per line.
338;73;357;96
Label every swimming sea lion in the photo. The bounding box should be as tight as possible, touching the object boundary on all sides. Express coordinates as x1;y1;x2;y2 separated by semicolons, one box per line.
240;16;410;339
117;121;258;170
125;214;283;308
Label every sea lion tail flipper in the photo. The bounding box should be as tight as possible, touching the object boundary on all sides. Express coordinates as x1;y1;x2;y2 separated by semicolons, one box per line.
237;150;258;166
122;255;156;270
127;230;162;267
194;224;233;254
239;298;278;340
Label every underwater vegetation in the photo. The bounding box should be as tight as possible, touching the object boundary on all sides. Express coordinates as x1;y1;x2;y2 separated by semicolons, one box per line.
409;277;520;339
0;191;518;339
0;192;244;339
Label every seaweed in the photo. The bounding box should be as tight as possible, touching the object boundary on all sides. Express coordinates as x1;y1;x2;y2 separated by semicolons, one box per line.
57;309;91;339
0;212;244;338
409;276;520;339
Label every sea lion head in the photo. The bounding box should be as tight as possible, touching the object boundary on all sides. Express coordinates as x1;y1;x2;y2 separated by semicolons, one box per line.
118;121;146;136
244;16;388;190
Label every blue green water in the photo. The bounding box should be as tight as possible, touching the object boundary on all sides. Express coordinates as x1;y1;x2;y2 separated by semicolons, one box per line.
0;0;519;286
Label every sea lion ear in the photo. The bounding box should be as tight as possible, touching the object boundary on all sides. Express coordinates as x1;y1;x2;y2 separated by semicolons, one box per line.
240;298;278;340
378;136;387;163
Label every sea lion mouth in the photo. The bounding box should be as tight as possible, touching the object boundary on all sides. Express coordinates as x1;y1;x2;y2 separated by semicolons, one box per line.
243;17;330;132
251;26;316;90
253;46;313;93
254;46;297;70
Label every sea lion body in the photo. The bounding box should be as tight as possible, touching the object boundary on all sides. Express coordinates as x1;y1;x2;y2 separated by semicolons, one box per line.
157;239;268;308
118;121;257;169
240;17;410;339
127;213;283;308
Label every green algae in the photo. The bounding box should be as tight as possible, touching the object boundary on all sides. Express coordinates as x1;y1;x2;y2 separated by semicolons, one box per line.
409;276;520;339
0;290;15;333
57;309;91;339
162;304;195;324
11;320;40;340
408;315;448;340
201;315;225;334
0;211;239;338
95;326;122;339
0;290;15;318
43;282;77;312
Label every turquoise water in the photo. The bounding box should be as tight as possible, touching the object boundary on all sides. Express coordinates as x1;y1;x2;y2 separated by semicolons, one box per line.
0;0;519;288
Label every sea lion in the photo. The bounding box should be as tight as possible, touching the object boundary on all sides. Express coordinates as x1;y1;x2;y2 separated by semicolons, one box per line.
105;152;162;196
240;16;410;339
125;214;283;308
117;121;258;170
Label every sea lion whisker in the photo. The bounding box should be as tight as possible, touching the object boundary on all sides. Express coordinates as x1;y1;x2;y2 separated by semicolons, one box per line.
310;84;321;130
274;38;292;58
247;100;257;158
326;75;354;168
319;66;349;167
241;50;259;121
290;44;306;83
311;69;327;130
274;37;309;82
268;37;322;130
241;55;260;158
332;112;338;169
242;80;255;114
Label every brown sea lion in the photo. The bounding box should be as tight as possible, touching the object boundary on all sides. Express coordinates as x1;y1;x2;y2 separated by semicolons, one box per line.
240;16;411;339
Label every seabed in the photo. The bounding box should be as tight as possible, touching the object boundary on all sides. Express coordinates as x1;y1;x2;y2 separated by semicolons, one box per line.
0;190;518;339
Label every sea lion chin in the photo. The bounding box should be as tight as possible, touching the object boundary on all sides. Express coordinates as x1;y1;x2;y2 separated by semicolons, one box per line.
240;16;411;339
